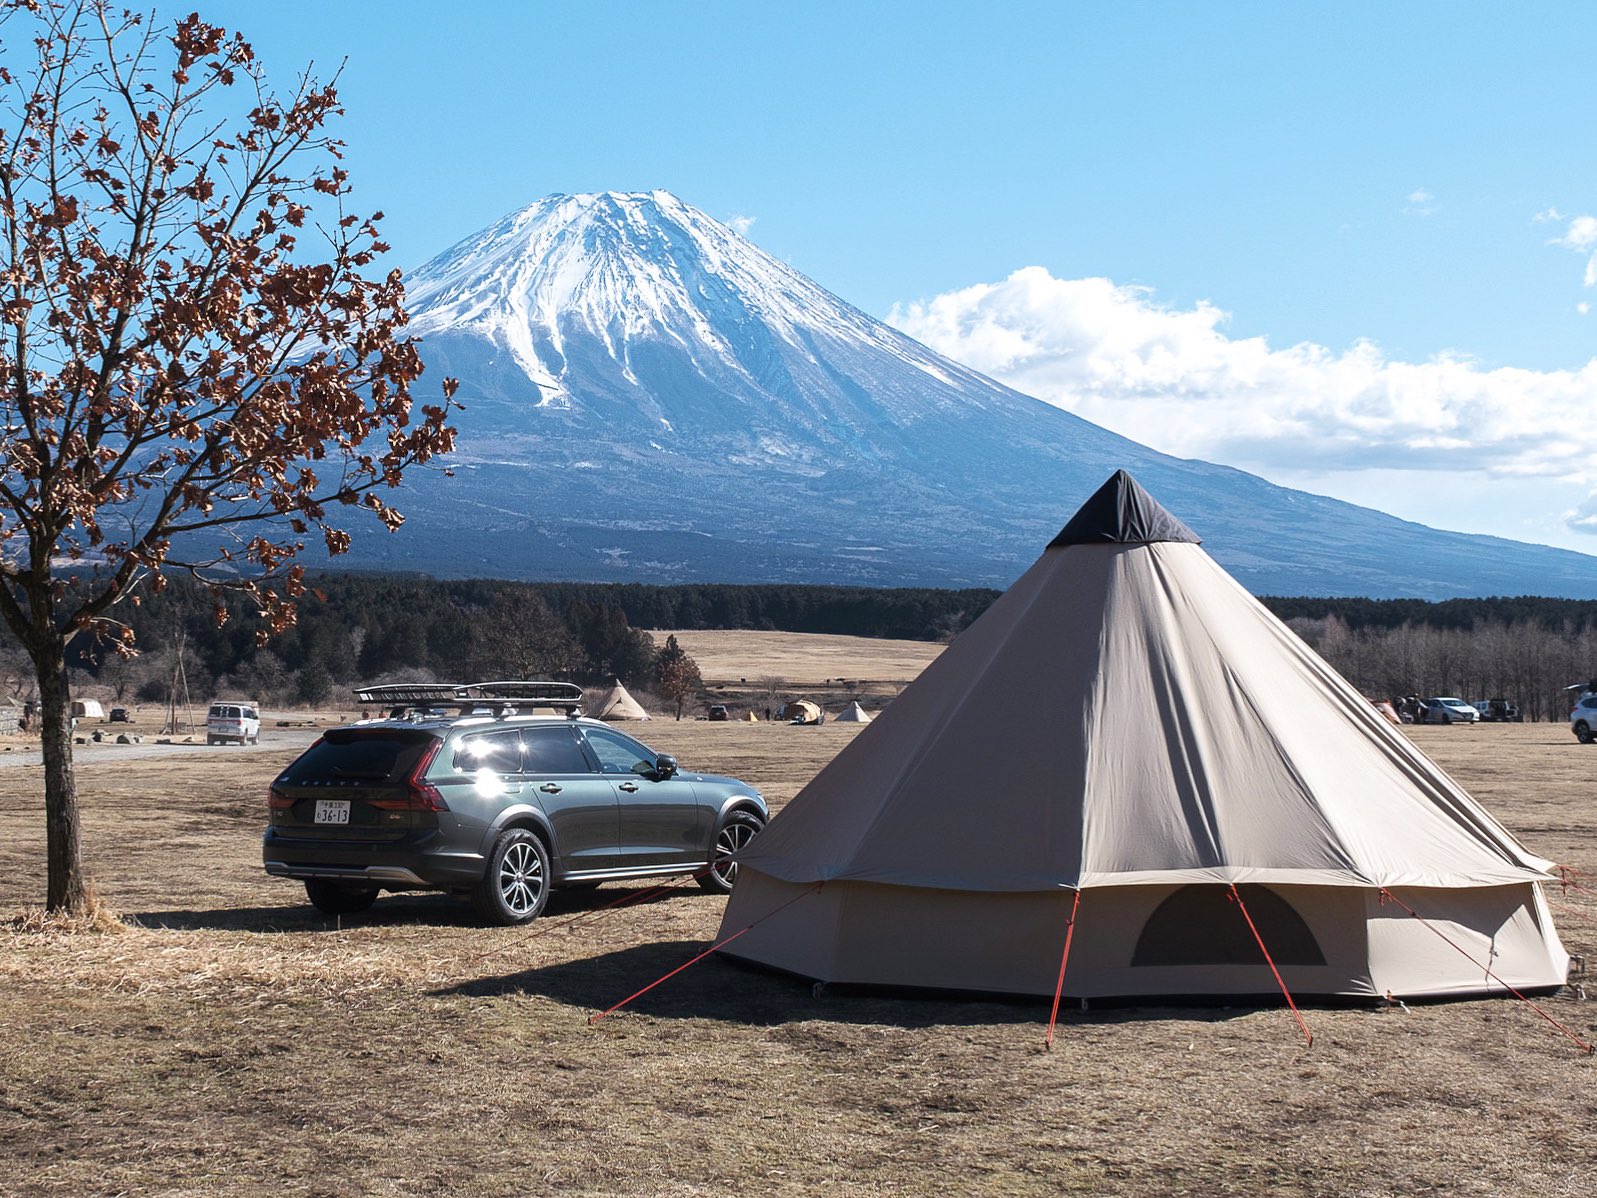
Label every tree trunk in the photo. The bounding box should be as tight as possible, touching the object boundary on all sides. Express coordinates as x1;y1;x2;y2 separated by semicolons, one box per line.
35;638;87;913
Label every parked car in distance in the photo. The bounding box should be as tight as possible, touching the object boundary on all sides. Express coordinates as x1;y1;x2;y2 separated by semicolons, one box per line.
1472;699;1522;723
108;707;130;723
1421;697;1478;724
207;701;261;745
262;682;769;925
706;704;729;721
1571;694;1597;743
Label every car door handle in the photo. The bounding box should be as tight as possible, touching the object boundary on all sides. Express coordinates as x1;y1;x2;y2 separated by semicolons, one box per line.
539;783;562;794
618;782;639;793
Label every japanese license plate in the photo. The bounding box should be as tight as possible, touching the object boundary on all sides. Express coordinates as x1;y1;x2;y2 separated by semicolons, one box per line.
314;800;351;825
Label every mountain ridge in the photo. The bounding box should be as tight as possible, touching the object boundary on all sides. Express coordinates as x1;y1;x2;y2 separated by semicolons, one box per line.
340;190;1597;600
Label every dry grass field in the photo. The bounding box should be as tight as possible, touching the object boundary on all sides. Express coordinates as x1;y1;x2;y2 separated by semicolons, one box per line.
647;628;942;692
1;670;1595;1195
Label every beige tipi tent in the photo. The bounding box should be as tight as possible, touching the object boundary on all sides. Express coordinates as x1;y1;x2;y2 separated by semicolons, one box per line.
719;472;1570;1001
590;679;651;721
835;701;872;723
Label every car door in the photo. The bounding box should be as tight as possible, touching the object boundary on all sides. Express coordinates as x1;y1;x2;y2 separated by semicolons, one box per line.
518;724;622;873
580;725;710;869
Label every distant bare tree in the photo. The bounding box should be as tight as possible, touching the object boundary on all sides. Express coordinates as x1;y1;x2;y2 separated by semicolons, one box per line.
656;634;702;720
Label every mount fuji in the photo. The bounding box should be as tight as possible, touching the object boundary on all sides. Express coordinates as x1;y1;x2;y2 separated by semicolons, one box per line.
349;190;1597;598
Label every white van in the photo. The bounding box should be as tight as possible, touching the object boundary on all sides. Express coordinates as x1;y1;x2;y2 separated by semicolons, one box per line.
207;701;261;745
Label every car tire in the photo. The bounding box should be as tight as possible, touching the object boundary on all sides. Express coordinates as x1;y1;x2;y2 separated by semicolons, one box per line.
305;879;379;916
1442;713;1452;724
1577;722;1594;745
472;829;551;925
698;810;766;894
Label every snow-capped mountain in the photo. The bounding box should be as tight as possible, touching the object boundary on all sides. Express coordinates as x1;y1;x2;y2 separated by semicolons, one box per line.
350;190;1597;598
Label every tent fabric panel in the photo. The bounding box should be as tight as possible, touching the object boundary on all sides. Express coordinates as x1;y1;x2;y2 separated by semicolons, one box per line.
719;869;843;982
737;542;1551;892
722;877;1389;998
1363;884;1570;997
735;549;1098;890
1080;546;1362;880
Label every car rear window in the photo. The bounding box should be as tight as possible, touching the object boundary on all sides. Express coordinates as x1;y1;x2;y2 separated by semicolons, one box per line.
452;730;524;773
283;730;437;784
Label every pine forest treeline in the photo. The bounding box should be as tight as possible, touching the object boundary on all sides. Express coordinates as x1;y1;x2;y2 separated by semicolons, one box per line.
9;575;1597;720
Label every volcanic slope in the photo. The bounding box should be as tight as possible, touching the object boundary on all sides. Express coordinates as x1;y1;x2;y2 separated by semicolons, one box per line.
358;190;1597;598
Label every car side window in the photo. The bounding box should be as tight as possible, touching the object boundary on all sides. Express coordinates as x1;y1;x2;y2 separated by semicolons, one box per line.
453;730;523;774
521;727;593;774
583;727;656;775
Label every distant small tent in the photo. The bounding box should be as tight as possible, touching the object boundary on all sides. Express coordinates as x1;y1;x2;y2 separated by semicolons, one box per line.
781;699;821;725
590;680;651;721
744;711;761;722
719;471;1570;1001
71;699;104;720
835;701;872;723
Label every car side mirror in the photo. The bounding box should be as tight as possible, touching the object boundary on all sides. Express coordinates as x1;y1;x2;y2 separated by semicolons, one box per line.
654;754;678;780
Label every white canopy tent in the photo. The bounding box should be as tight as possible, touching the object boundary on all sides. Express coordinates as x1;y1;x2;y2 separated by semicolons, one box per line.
834;701;872;723
719;472;1570;1000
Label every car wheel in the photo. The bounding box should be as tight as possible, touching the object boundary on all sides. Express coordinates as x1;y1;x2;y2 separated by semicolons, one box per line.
1577;722;1594;745
206;734;218;745
1442;713;1452;724
472;829;550;925
304;879;379;916
698;811;766;894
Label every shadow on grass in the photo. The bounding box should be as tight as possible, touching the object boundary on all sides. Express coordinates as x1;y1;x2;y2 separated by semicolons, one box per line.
126;884;702;933
432;939;1267;1030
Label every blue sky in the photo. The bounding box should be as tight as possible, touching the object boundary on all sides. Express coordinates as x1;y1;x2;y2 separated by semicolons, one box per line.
204;1;1597;554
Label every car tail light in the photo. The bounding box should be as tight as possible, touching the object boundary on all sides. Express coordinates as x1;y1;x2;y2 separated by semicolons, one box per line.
267;784;294;812
368;739;448;812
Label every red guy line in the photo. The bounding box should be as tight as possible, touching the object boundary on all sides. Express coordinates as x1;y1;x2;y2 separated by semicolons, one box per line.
1044;888;1083;1050
1229;884;1314;1047
589;881;824;1024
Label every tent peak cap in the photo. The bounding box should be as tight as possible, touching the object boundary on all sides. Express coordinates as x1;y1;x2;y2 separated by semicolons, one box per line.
1049;470;1201;548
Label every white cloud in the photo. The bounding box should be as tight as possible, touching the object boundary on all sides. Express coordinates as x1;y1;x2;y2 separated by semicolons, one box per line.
1404;188;1436;216
1541;210;1597;292
1551;214;1597;251
887;267;1597;536
728;213;757;235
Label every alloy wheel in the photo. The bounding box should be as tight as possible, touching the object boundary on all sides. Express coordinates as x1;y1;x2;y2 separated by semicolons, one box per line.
498;841;545;916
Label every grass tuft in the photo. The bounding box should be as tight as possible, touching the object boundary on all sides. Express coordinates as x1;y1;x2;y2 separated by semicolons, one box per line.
2;884;127;935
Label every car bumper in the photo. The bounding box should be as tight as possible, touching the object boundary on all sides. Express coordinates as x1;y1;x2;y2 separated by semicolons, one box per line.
262;828;485;889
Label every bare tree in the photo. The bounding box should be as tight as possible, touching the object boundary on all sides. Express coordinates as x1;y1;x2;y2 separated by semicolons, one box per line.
656;634;702;720
465;592;583;681
0;4;458;912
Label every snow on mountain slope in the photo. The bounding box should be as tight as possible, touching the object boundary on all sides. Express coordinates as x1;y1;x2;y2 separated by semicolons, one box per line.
353;191;1597;599
406;190;964;411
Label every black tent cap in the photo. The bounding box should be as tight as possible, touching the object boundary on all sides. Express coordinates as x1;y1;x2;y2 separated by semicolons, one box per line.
1048;471;1201;547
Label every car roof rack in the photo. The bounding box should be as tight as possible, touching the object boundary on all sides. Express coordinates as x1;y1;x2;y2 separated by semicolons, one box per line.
354;681;585;720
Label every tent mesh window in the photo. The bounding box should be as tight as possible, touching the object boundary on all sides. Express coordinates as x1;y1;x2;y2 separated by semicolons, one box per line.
1131;885;1326;967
